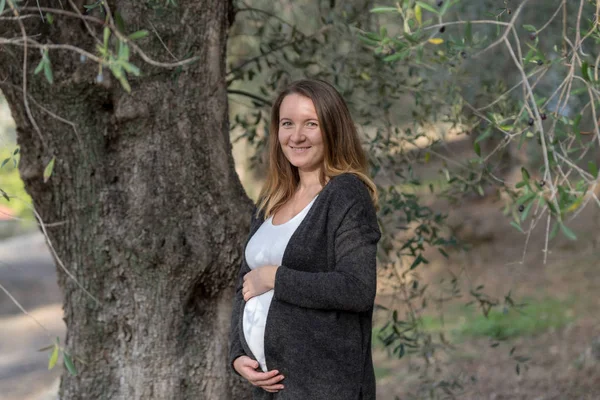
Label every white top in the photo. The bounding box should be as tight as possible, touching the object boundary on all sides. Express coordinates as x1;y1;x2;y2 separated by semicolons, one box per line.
243;196;318;372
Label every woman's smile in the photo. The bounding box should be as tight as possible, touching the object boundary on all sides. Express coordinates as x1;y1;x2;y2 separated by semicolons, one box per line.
290;145;312;153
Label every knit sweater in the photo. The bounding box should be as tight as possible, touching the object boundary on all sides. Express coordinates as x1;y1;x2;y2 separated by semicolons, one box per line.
228;173;381;400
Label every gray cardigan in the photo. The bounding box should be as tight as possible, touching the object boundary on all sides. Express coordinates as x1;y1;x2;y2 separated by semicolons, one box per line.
228;173;381;400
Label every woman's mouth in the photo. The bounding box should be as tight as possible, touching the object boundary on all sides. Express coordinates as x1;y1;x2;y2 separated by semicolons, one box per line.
290;146;311;153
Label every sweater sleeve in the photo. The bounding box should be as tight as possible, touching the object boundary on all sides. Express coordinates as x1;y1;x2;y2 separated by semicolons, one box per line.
228;257;251;375
273;200;380;312
228;207;257;375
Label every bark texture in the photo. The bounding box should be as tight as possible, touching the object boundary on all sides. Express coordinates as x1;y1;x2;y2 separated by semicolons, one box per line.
0;0;252;398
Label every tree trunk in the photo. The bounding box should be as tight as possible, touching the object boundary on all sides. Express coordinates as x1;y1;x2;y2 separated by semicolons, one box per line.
0;1;252;398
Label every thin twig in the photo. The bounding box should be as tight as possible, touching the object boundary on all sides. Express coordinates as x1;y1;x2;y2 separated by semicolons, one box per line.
6;0;46;148
0;281;54;337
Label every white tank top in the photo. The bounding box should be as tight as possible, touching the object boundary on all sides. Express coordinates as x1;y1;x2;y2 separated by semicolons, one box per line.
243;196;318;372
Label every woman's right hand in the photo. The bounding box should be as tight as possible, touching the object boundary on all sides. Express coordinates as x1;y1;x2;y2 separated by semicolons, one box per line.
233;356;285;393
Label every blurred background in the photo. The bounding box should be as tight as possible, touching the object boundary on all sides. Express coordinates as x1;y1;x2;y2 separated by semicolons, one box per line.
1;0;600;399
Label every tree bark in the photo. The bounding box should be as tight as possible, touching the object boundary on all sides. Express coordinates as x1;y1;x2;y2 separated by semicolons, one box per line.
0;0;252;398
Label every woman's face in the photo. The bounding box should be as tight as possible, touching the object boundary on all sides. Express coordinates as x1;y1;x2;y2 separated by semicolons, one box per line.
278;94;325;173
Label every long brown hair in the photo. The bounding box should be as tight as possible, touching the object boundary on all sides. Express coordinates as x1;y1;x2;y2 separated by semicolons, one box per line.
257;79;378;218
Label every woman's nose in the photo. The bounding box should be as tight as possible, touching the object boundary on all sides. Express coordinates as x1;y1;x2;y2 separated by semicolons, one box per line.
290;127;305;142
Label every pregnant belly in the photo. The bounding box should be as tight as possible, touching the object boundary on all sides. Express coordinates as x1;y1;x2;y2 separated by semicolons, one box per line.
242;289;274;372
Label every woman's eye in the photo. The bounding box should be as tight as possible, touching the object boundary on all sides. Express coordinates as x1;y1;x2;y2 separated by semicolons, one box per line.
307;122;318;127
281;121;292;127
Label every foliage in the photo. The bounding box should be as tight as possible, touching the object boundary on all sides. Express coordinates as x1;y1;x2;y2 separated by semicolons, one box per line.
457;297;574;340
0;145;32;219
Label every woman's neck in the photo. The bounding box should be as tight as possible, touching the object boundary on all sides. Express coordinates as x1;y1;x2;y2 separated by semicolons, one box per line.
297;169;324;192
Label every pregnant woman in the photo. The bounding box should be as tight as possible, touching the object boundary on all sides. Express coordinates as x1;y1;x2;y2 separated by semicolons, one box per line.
228;79;381;400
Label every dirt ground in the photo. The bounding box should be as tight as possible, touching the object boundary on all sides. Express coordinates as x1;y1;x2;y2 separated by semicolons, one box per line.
1;189;599;400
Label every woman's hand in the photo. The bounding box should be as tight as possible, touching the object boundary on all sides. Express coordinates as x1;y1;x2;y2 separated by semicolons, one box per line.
243;266;279;301
233;356;285;393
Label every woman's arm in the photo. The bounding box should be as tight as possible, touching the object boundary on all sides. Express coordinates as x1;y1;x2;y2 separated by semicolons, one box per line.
273;200;380;312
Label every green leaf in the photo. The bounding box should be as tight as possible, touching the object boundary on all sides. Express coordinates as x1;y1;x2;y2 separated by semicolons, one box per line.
115;11;126;34
43;60;54;84
370;6;398;13
588;161;599;179
45;13;54;24
534;96;547;106
464;21;472;45
383;50;409;62
103;27;111;49
63;352;77;376
522;24;536;32
523;48;535;64
582;61;591;82
43;156;55;183
358;34;379;46
48;345;59;370
439;0;458;15
415;4;422;26
516;192;536;206
96;44;108;57
1;158;10;168
117;75;132;93
34;58;45;75
521;167;530;181
549;222;559;240
118;42;130;60
128;30;149;40
37;344;54;352
410;254;428;270
111;62;125;77
545;198;558;215
475;127;492;143
510;221;525;233
120;61;140;76
559;222;577;240
0;0;5;15
416;1;439;15
520;200;534;221
403;32;421;44
396;343;405;358
363;32;381;41
473;141;481;156
13;147;19;155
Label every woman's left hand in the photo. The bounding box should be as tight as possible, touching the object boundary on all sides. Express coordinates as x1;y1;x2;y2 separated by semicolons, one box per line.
243;266;279;301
